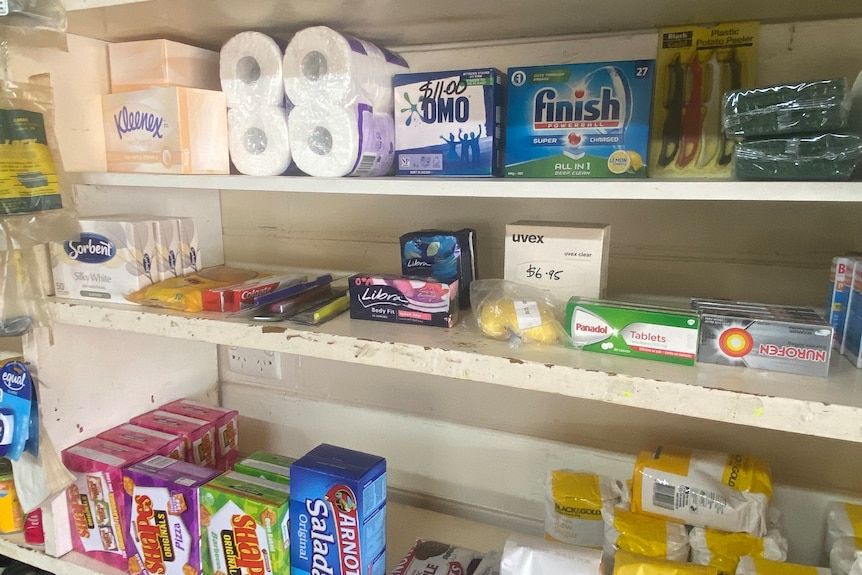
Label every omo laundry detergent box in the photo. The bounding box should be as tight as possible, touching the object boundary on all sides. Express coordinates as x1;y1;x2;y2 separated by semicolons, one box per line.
290;443;387;575
122;455;222;575
394;68;504;176
504;60;655;178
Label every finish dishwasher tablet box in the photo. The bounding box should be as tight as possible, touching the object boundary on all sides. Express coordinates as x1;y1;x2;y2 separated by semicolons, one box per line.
631;445;772;537
504;60;655;178
290;443;387;575
199;471;291;575
122;455;221;575
108;39;221;93
102;86;229;174
394;68;505;176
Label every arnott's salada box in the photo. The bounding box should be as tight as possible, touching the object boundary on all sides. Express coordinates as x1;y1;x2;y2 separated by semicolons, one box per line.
290;443;387;575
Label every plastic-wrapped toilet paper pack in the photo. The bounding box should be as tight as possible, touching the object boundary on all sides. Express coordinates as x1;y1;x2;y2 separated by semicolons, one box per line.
228;106;292;176
500;533;603;575
283;26;408;113
288;103;395;177
220;31;286;108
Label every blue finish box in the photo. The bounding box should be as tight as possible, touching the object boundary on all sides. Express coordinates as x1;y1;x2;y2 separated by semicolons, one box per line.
504;60;655;177
290;443;387;575
394;68;505;176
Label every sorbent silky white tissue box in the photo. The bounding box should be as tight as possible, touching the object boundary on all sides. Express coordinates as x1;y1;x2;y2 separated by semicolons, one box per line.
504;220;610;302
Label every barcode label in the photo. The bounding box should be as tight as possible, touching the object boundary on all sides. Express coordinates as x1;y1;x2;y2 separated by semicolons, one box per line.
142;455;176;470
0;1;8;16
653;480;676;510
652;480;728;514
352;153;378;176
514;300;542;329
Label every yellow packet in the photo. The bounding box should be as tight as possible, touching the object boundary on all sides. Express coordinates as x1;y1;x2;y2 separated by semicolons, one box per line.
613;550;719;575
545;470;625;548
125;266;265;312
690;527;787;574
605;506;689;562
736;556;830;575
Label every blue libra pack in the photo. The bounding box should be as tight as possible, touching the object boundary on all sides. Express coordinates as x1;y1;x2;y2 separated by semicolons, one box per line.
400;228;477;308
394;68;505;176
290;443;387;575
505;60;655;177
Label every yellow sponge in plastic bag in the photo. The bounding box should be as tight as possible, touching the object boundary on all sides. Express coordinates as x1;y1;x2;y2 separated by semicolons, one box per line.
125;266;264;312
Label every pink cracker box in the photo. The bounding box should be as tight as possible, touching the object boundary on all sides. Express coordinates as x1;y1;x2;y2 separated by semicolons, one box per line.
98;423;187;461
159;399;239;471
130;410;217;468
61;437;151;570
123;455;222;575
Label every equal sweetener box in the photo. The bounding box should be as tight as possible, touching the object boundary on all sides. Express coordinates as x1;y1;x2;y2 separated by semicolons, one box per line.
200;471;291;575
98;423;187;461
290;444;387;575
394;68;505;176
51;216;158;303
123;455;221;575
349;274;459;327
131;410;217;468
159;399;239;470
505;60;655;177
102;86;228;174
62;437;150;570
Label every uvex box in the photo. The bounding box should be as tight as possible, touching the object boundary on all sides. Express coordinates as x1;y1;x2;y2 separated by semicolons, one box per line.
130;410;217;468
123;455;221;575
199;472;291;575
233;452;295;486
504;221;611;302
159;399;239;470
109;39;221;93
349;274;458;328
290;444;387;575
394;68;505;176
62;437;150;570
102;86;229;174
98;423;187;461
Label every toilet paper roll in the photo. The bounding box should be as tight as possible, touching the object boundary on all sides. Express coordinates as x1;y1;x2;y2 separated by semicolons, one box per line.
228;106;292;176
288;102;395;177
283;26;408;113
220;31;285;108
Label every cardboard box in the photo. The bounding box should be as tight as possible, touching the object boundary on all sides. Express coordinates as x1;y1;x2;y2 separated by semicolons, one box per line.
51;216;159;303
62;438;151;570
394;68;505;176
504;221;610;302
505;60;654;178
200;472;291;575
98;423;186;461
130;410;217;468
349;274;458;328
290;444;387;575
233;452;295;486
109;39;221;93
102;86;229;174
123;455;221;575
159;399;239;470
176;217;200;275
400;229;477;308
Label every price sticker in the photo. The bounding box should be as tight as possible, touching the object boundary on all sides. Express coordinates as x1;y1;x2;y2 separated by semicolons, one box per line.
514;300;542;330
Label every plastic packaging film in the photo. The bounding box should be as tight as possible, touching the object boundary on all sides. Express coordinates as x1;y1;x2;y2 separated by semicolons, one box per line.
500;532;603;575
735;556;831;575
689;527;788;574
603;505;690;563
733;134;862;181
228;106;291;176
220;31;285;109
825;502;862;555
612;550;719;575
544;469;625;548
830;538;862;575
288;102;395;177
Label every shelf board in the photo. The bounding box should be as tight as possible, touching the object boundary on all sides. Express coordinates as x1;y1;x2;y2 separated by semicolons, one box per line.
0;533;125;575
71;172;862;202
47;297;862;443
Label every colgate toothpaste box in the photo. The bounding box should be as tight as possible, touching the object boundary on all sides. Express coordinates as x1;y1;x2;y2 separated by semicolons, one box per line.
200;471;291;575
201;273;305;313
62;437;151;570
130;410;217;468
123;455;221;575
98;423;186;461
349;274;458;328
159;399;239;470
290;443;387;575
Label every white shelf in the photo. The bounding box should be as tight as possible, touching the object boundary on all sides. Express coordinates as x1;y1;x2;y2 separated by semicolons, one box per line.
0;533;124;575
47;297;862;443
71;172;862;202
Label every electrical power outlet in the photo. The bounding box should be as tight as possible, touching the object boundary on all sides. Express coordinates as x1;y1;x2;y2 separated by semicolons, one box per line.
227;346;282;379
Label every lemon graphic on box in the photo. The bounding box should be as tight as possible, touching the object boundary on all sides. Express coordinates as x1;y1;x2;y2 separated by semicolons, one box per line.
627;150;644;173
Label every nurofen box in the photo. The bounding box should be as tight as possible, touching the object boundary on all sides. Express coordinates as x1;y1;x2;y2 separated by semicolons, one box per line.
102;86;229;174
199;471;291;575
233;452;295;486
62;437;151;570
159;399;239;470
505;221;610;302
566;298;700;366
505;60;655;178
130;410;217;468
98;423;187;461
109;39;221;93
290;443;387;575
51;216;159;303
394;68;505;176
177;217;200;274
123;455;222;575
349;274;459;328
